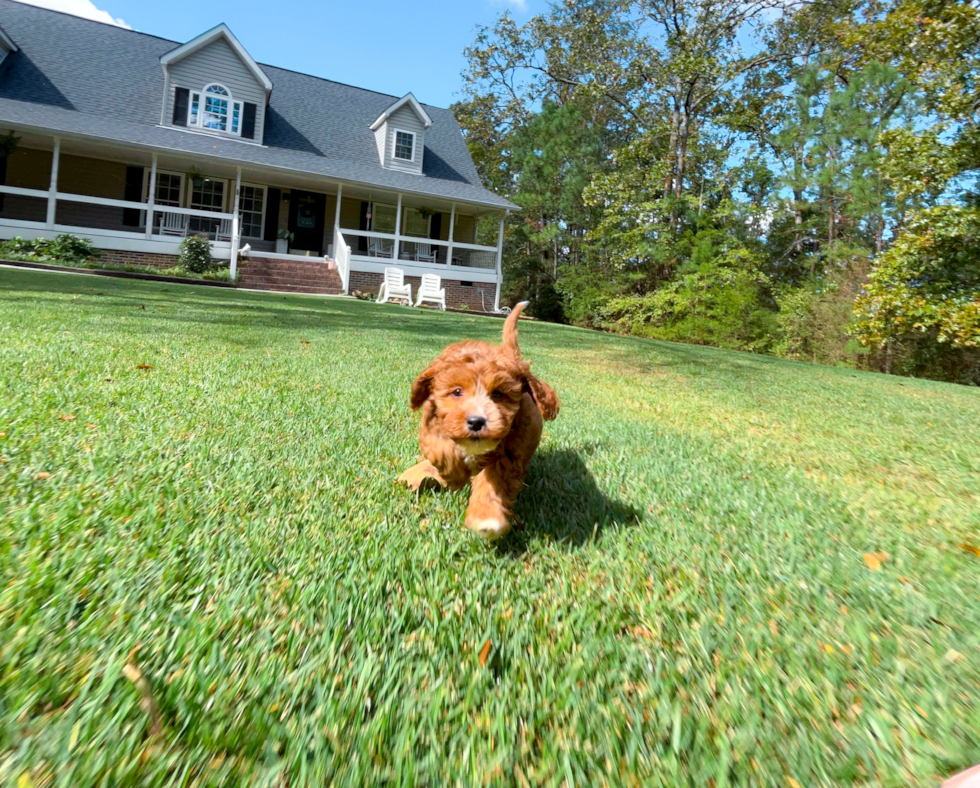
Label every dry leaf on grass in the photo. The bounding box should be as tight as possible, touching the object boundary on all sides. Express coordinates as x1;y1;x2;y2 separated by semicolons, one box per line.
136;364;153;371
632;626;656;640
122;662;163;736
957;543;980;559
479;639;492;668
863;552;888;571
59;414;75;421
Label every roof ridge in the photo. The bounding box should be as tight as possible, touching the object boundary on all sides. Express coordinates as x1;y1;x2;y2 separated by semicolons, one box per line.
4;0;450;111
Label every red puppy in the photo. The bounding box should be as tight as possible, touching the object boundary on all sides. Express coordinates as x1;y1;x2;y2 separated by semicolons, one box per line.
399;302;559;538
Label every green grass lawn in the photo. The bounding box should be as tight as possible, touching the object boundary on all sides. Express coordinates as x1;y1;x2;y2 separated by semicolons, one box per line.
1;268;978;787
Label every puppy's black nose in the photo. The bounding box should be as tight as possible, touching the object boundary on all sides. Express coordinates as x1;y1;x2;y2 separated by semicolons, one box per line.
467;415;487;433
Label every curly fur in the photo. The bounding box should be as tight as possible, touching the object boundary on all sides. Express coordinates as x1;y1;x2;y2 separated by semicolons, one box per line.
404;302;559;538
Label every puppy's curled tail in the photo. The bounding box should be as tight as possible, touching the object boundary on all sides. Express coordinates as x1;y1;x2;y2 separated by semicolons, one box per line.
502;301;529;357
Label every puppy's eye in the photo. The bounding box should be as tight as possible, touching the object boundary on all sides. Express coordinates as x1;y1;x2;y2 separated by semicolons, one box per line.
490;390;504;402
451;388;463;398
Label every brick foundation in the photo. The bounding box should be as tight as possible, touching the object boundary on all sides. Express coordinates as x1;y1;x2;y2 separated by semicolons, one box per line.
98;249;180;269
349;271;498;311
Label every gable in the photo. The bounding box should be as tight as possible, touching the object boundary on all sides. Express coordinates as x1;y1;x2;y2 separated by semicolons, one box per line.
164;38;267;140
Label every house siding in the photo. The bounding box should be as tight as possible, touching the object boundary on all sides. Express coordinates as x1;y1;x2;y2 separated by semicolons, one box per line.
164;38;266;142
374;125;386;166
383;105;425;175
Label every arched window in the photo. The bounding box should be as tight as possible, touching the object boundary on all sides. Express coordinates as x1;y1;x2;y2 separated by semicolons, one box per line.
187;83;243;135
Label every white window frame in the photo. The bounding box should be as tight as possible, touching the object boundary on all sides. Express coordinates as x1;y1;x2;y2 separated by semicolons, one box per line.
188;175;229;234
139;169;185;228
392;128;416;162
186;83;243;137
370;201;398;234
403;207;431;238
238;183;267;239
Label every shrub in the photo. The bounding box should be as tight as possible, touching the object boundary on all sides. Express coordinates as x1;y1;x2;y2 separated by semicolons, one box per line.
0;233;98;263
851;205;980;382
598;249;775;351
179;234;215;274
49;234;100;263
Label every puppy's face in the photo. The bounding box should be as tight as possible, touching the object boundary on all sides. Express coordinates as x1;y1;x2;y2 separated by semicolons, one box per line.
412;345;526;456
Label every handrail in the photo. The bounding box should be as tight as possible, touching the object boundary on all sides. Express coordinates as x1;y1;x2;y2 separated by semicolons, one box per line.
339;227;496;252
0;185;236;221
0;185;49;199
334;228;351;294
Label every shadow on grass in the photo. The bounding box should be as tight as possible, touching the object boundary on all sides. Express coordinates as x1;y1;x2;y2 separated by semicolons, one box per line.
506;446;640;551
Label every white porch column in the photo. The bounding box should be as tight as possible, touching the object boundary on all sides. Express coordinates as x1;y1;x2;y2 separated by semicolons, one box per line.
446;202;456;267
494;212;506;313
144;152;158;240
45;136;60;228
394;193;403;261
229;167;242;279
332;183;342;256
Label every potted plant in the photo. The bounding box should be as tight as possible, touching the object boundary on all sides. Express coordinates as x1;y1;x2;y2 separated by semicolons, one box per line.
186;166;206;188
276;228;294;254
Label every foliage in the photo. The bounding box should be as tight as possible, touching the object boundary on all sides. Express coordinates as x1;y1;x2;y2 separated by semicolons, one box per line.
2;269;979;785
0;233;100;264
276;228;294;242
851;206;980;382
0;131;20;158
599;244;775;351
458;0;980;383
178;234;216;274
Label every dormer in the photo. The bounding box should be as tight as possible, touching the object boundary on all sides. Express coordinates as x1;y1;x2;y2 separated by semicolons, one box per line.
369;93;432;174
160;24;272;143
0;24;18;68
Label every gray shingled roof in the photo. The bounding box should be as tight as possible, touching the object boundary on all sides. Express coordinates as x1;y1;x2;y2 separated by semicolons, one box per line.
0;0;517;210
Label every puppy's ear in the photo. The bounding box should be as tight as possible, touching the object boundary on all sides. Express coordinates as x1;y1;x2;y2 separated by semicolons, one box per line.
523;372;559;421
410;364;437;410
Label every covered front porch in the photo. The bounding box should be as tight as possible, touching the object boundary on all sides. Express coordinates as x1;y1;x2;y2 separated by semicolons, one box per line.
0;131;506;306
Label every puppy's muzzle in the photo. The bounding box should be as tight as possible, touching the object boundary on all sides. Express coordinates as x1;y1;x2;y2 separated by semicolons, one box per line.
466;415;487;433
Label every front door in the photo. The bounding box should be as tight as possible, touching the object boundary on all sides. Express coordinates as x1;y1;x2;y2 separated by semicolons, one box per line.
288;189;327;254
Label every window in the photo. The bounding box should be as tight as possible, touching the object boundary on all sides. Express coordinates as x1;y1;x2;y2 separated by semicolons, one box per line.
188;177;226;233
142;171;183;228
370;202;397;234
404;208;430;237
153;173;183;207
393;130;415;162
187;84;242;135
239;185;266;238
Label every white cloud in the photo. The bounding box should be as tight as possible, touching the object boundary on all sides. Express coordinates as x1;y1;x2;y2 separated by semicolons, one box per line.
12;0;130;29
489;0;528;11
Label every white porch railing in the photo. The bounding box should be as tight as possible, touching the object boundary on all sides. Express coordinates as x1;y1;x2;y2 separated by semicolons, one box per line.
0;184;237;253
334;228;351;294
338;227;498;271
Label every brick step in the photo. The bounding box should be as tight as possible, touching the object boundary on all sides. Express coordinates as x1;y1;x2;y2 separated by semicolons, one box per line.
241;270;340;280
240;279;343;289
243;264;336;273
244;284;342;294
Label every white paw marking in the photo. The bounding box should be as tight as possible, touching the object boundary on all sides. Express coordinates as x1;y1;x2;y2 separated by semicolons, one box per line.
471;518;509;539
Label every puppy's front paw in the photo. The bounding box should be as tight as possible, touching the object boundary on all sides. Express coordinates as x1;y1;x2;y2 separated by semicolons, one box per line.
398;460;446;491
466;515;511;540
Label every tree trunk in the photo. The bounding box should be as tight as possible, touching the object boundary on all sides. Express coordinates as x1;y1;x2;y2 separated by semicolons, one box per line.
665;101;679;200
674;111;688;199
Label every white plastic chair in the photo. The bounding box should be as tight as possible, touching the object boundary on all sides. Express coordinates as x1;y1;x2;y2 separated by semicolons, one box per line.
158;210;188;238
415;243;437;264
376;267;412;306
367;237;393;258
414;273;446;310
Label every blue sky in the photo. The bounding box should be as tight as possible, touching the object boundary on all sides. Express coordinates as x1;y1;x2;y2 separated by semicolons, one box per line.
16;0;546;107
